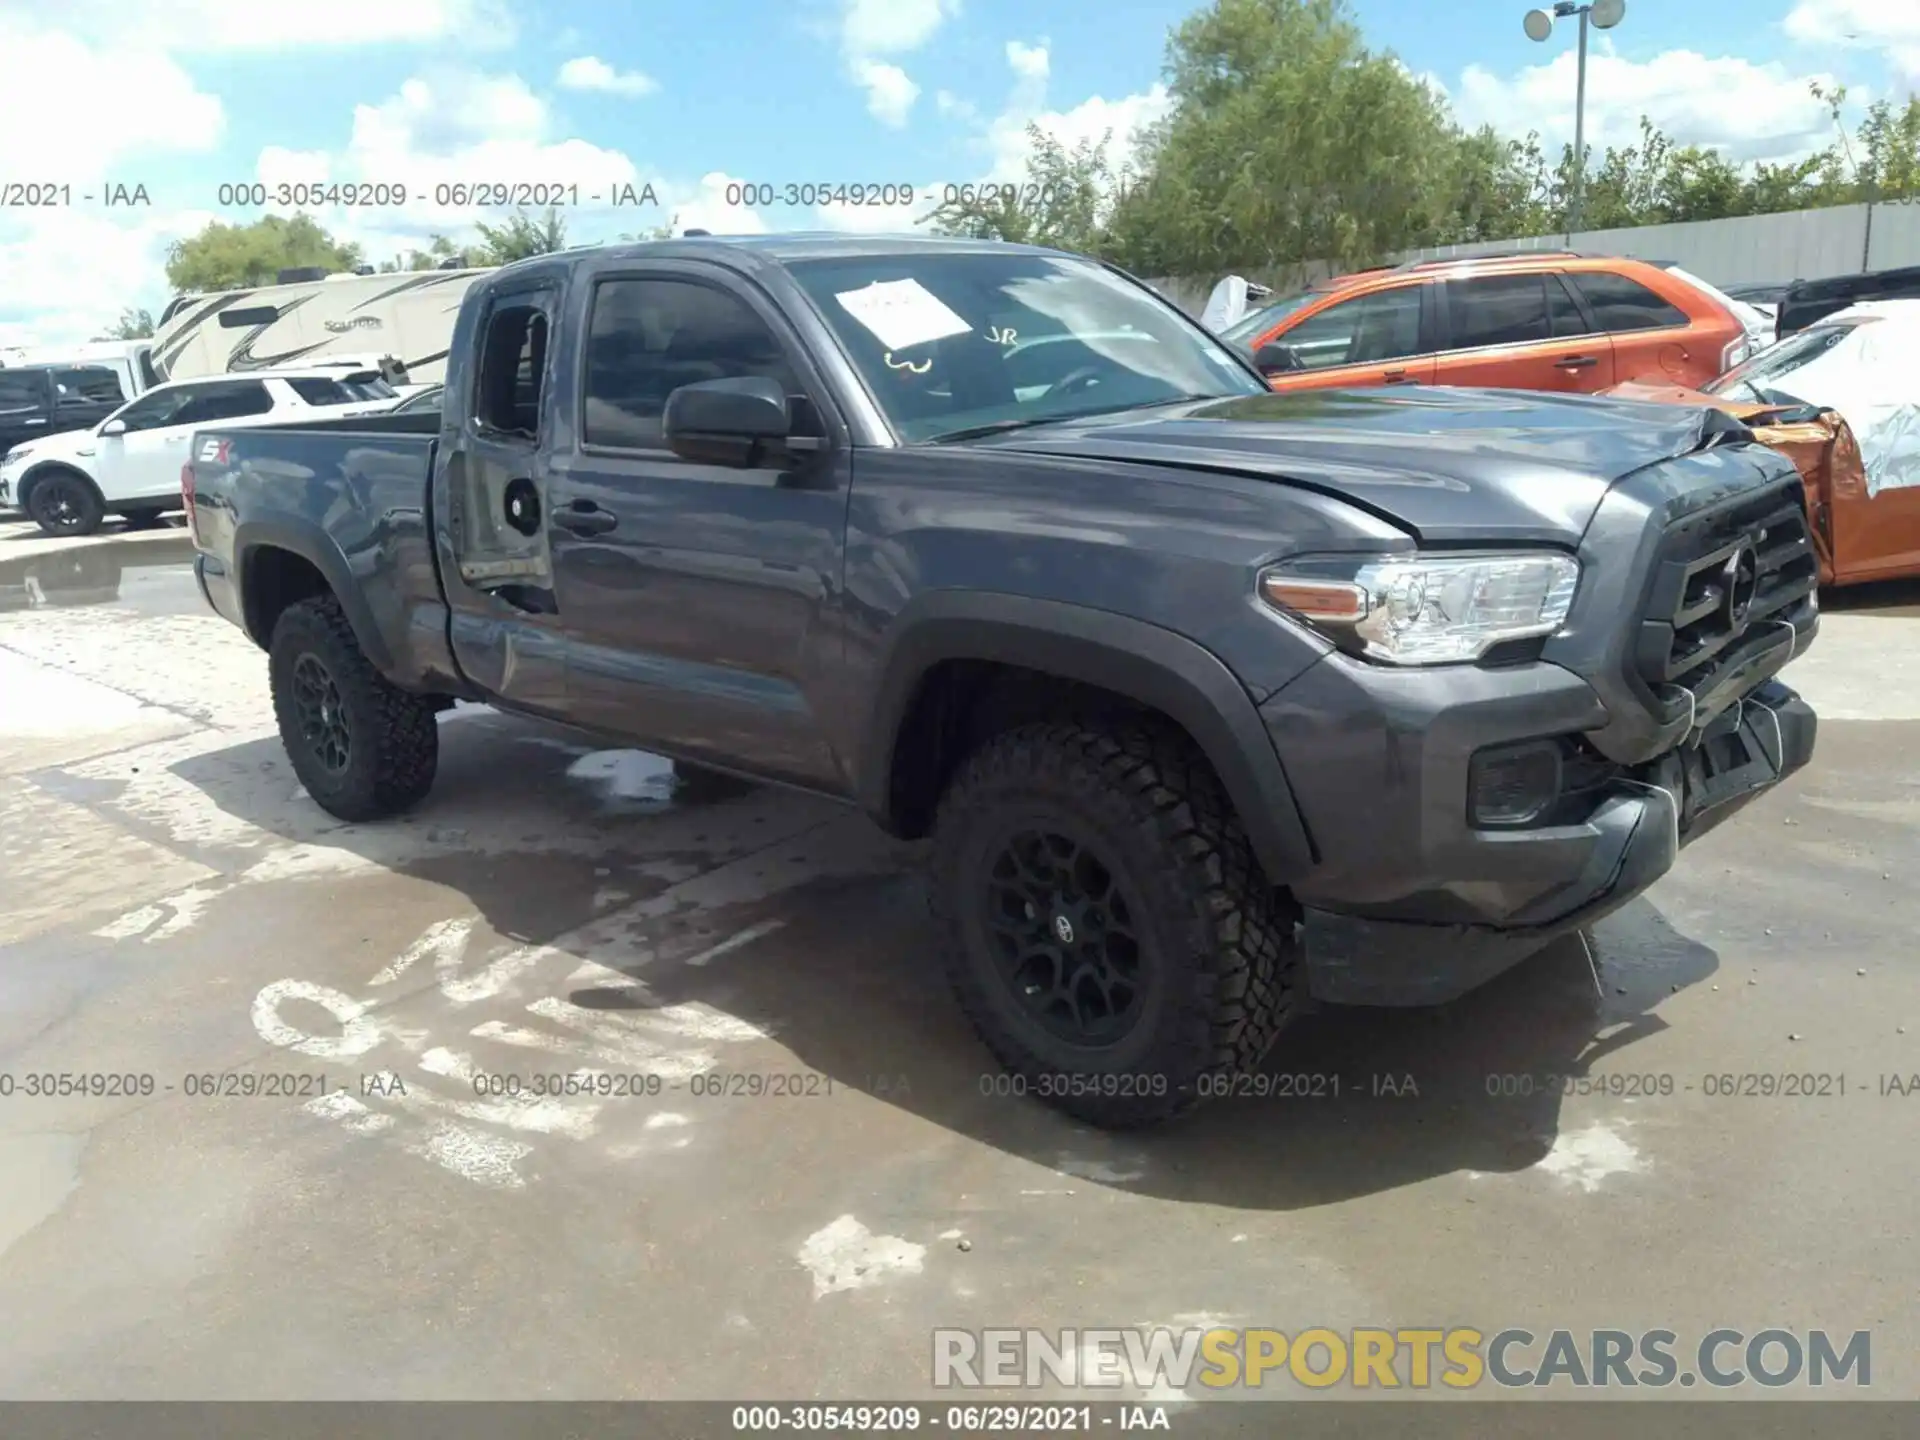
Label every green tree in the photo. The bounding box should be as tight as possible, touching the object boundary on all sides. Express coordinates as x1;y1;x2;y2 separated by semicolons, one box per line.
1101;0;1477;277
472;207;568;264
93;307;154;341
928;125;1118;253
379;234;472;272
164;214;363;292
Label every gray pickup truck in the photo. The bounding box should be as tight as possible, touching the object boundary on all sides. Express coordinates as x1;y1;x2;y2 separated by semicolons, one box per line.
185;235;1820;1126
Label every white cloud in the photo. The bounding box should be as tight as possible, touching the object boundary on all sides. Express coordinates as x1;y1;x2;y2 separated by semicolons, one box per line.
1453;48;1840;164
557;56;659;98
840;0;959;56
0;17;227;347
812;41;1171;235
238;69;652;266
665;173;773;237
835;0;959;128
1007;40;1051;83
353;71;549;154
0;19;224;175
0;209;219;348
975;44;1172;184
851;60;921;128
1785;0;1920;78
18;0;515;51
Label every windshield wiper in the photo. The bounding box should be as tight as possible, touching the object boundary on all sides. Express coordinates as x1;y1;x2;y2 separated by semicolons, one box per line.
924;417;1067;444
925;395;1225;445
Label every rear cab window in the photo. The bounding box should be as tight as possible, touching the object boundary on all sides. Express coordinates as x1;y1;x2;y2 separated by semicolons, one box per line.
53;366;128;405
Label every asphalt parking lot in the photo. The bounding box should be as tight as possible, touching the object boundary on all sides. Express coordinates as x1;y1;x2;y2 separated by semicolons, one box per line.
1;514;1917;1407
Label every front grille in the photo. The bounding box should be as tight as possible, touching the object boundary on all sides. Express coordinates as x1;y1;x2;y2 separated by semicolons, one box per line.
1633;479;1818;726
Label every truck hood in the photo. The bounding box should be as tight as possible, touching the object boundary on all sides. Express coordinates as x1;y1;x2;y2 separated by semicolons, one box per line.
971;387;1755;546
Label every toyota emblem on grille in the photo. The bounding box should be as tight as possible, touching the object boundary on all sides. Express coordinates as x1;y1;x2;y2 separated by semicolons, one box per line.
1721;544;1759;632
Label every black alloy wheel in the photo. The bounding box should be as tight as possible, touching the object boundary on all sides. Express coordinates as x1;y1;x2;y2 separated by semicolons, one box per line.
27;473;104;537
982;825;1146;1045
289;652;352;773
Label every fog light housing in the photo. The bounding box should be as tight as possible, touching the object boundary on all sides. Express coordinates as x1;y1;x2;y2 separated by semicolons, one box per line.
1468;740;1563;827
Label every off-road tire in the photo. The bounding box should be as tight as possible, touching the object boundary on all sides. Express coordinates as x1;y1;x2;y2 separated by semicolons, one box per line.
25;469;105;538
269;595;438;822
930;720;1299;1128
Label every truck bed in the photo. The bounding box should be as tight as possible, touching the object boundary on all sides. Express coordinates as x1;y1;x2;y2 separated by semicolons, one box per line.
185;415;462;694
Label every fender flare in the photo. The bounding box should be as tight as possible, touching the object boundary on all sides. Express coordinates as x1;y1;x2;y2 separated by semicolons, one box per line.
233;515;396;674
857;590;1317;885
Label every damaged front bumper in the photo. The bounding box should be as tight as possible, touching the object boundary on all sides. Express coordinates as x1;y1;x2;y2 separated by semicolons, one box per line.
1270;675;1816;1008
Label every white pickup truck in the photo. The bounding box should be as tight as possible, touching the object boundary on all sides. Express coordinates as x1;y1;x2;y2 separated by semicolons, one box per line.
1;366;399;536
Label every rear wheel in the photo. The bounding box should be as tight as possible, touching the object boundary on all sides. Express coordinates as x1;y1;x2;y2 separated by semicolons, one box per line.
930;720;1299;1127
25;470;105;538
268;595;439;822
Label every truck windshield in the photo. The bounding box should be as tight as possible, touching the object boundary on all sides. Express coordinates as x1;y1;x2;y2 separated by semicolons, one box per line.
783;252;1267;442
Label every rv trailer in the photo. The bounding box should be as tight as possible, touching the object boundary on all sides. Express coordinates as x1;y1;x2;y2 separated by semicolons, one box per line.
149;267;492;386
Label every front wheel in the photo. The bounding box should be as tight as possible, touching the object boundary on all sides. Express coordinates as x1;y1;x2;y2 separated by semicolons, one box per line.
930;720;1300;1128
26;470;105;537
268;596;439;822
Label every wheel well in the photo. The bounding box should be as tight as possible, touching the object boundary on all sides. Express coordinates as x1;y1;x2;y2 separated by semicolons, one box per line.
242;545;332;649
885;660;1206;839
16;464;97;510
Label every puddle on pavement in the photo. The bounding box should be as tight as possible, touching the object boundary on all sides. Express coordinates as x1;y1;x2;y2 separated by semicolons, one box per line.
0;1133;87;1261
564;750;756;814
0;535;199;617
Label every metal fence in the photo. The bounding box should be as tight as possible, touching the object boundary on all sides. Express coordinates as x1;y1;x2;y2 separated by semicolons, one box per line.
1145;198;1920;317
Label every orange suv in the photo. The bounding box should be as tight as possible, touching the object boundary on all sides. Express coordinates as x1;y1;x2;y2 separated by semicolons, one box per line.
1217;252;1751;395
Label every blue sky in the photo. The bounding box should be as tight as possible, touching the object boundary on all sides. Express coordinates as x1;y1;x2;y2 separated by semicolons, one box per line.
1;0;1914;344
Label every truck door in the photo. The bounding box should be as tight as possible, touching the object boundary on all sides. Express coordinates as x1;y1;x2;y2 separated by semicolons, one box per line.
544;261;851;790
437;283;571;719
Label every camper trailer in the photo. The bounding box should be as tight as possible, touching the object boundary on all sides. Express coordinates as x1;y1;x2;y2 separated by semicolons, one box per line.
149;267;492;386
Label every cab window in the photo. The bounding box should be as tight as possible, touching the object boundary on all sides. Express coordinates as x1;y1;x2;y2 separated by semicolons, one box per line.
476;300;550;439
582;277;803;450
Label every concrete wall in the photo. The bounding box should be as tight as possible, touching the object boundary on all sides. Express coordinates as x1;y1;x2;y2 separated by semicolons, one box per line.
1146;198;1920;317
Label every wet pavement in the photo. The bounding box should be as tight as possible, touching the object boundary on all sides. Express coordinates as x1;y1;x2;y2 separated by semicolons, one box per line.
0;516;1917;1407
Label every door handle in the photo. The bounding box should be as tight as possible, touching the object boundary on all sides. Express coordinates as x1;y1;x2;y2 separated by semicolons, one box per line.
1554;355;1599;370
1381;370;1420;385
553;501;618;536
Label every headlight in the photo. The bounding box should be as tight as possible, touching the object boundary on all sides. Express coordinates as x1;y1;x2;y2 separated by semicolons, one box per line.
1258;552;1581;665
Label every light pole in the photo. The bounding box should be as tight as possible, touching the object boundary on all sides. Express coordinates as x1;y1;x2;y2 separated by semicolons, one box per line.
1524;0;1626;236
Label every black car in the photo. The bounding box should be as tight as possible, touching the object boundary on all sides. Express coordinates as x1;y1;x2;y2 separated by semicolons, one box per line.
0;363;130;473
1776;264;1920;335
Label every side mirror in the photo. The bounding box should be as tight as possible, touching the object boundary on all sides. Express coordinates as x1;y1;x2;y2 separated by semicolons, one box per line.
663;377;790;466
1253;342;1302;377
100;419;127;436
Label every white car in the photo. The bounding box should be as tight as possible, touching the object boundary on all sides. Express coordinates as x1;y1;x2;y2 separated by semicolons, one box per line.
0;368;399;537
